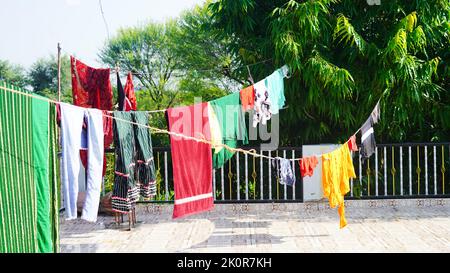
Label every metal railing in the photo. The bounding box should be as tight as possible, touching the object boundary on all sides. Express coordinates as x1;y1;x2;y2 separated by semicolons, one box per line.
130;142;450;203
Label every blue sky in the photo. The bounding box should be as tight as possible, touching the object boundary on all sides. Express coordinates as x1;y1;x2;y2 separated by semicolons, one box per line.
0;0;205;68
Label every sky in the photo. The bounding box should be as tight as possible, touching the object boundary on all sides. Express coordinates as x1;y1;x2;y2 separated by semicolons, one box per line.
0;0;205;69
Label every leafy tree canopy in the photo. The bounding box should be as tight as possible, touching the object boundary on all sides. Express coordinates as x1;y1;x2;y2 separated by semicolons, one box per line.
209;0;450;144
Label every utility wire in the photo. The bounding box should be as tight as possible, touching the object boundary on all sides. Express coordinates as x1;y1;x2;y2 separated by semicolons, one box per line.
98;0;110;41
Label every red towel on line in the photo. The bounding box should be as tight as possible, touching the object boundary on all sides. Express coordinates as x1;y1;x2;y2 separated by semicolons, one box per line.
167;102;214;219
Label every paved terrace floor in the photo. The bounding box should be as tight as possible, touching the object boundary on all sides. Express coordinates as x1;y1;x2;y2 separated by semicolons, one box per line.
60;199;450;252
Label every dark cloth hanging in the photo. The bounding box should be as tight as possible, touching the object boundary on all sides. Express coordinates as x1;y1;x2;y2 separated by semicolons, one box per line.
360;116;376;159
133;112;156;198
112;112;138;214
117;71;125;111
360;102;381;159
111;111;157;214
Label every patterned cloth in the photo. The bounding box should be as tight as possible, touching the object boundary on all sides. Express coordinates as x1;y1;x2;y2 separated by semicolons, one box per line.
252;80;272;127
71;56;113;110
112;112;157;214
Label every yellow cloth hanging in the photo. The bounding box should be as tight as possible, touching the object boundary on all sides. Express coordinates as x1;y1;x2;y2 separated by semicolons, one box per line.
321;144;356;228
207;102;223;154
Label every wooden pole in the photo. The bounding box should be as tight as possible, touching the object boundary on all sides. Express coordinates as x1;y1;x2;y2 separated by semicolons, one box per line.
57;42;61;102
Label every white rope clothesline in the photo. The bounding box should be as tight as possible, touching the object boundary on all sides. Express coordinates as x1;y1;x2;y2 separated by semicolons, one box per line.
0;84;378;162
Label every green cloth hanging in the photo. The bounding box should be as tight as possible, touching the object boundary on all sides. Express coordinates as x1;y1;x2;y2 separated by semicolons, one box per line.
209;92;248;169
0;81;59;253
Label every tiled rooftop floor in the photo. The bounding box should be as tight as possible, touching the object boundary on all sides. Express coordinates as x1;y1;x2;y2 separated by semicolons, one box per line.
60;199;450;252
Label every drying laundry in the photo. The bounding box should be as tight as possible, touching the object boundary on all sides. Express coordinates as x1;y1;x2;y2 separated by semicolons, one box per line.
167;102;214;219
371;101;380;124
207;102;224;154
321;144;356;228
60;103;104;222
239;85;255;112
0;86;59;253
79;109;113;177
111;111;157;213
112;112;138;214
117;72;137;111
265;67;287;115
299;155;319;178
272;158;296;186
133;112;157;198
348;135;358;152
209;92;248;169
71;56;113;110
360;116;376;159
252;80;272;127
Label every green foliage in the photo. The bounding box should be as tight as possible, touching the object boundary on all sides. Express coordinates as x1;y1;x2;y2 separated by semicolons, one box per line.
0;60;27;88
210;0;450;144
27;54;72;102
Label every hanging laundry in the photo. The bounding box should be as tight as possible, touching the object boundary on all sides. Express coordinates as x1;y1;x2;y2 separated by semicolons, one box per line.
207;102;224;154
348;135;358;152
265;66;287;115
321;144;356;228
133;112;157;198
272;157;296;186
239;85;255;112
0;85;59;253
360;116;376;159
79;110;113;177
209;92;248;169
252;80;272;127
371;101;380;124
71;56;113;110
112;111;158;214
60;103;104;222
299;155;319;178
167;102;214;219
117;72;137;111
112;112;139;214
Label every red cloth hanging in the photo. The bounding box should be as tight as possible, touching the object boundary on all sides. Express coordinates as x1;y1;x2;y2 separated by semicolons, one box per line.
167;102;214;219
348;135;358;152
299;156;319;178
71;56;113;177
123;72;137;111
70;56;113;110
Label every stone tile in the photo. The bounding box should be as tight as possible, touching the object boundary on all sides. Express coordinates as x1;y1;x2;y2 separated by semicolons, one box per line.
60;199;450;253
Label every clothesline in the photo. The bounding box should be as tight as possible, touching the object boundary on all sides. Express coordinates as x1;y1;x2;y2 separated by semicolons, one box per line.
0;85;378;162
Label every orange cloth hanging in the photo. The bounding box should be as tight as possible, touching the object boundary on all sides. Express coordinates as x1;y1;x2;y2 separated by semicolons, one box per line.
239;85;255;111
321;144;356;228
